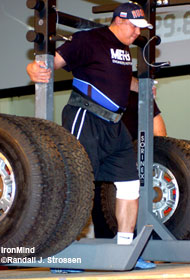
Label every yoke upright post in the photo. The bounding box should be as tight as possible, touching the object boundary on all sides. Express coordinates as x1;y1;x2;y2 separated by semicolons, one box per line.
27;0;56;120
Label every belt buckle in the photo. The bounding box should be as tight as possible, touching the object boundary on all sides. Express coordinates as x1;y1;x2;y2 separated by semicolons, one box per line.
113;112;123;123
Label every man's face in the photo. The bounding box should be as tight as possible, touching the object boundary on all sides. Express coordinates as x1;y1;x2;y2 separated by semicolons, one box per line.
118;19;141;45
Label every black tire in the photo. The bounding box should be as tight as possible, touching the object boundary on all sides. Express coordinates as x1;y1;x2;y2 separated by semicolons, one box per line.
100;136;190;240
16;116;95;258
0;114;94;258
100;183;117;235
0;115;61;257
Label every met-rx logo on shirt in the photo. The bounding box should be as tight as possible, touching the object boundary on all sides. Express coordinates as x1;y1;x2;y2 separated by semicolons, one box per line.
110;48;132;66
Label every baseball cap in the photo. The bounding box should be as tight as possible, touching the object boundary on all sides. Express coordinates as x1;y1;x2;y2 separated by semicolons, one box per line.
113;2;153;29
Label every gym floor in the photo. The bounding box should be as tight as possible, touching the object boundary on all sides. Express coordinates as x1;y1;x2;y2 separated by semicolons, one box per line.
1;263;190;280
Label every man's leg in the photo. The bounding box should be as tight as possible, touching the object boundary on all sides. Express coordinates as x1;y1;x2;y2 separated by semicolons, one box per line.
115;180;139;245
116;198;138;245
116;198;138;233
115;181;156;269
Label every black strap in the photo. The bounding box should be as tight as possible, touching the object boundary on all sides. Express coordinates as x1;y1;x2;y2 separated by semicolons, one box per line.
68;91;123;123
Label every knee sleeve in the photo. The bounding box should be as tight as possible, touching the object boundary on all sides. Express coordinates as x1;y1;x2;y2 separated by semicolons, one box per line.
115;180;140;200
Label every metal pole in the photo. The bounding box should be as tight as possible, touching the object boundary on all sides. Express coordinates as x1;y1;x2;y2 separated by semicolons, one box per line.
136;0;155;233
137;0;176;240
57;11;103;29
35;54;54;120
26;0;56;121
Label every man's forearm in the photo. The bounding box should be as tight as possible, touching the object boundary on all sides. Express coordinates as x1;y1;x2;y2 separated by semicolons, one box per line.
130;77;139;92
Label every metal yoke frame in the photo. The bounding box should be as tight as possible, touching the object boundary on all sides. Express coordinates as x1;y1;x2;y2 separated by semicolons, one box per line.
24;0;190;270
24;0;154;271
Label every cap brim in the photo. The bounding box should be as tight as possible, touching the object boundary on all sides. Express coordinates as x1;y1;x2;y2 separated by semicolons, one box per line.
129;19;153;29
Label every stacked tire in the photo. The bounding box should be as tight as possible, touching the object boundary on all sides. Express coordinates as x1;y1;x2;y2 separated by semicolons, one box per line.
0;114;94;258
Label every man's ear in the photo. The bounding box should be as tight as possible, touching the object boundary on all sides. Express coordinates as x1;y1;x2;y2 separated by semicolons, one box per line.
115;16;123;25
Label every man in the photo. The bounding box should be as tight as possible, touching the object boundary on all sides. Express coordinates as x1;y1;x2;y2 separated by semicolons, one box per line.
27;2;156;269
92;90;167;237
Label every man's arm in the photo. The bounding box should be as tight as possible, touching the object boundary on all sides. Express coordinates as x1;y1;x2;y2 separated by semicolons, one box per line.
54;52;67;69
130;76;157;97
153;114;167;137
130;77;139;92
26;51;66;83
129;77;167;137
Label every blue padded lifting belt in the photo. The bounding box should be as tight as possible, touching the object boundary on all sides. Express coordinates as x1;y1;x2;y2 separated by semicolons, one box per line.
72;78;121;112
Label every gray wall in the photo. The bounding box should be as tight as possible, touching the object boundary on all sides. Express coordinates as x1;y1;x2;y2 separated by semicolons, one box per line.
156;75;190;140
0;0;189;88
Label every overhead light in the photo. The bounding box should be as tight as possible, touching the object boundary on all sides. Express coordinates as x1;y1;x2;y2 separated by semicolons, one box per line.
157;0;169;5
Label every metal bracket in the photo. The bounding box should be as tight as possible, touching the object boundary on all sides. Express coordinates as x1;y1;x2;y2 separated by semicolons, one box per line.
8;225;153;271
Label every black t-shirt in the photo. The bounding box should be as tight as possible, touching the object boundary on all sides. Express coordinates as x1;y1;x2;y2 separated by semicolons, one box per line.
122;91;161;140
57;26;133;108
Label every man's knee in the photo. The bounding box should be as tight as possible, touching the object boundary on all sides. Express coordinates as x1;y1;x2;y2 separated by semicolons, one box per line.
115;180;140;200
